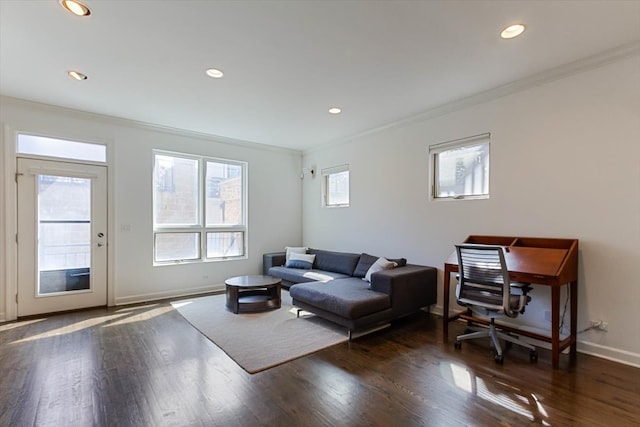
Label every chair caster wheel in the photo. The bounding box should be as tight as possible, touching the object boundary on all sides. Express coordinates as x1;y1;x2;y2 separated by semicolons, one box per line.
495;354;504;364
530;350;538;362
454;340;462;349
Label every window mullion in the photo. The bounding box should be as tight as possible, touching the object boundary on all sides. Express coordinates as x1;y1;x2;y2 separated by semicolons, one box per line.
199;158;206;260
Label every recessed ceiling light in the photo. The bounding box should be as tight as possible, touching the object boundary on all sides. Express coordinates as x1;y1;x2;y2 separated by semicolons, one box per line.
60;0;91;17
206;68;224;79
68;70;88;81
328;107;342;114
500;23;526;39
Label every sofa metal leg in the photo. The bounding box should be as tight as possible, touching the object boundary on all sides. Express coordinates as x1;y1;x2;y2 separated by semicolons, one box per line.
296;309;302;318
348;329;352;340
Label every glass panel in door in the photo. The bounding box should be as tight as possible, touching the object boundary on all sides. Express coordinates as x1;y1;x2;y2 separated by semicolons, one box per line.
37;175;92;295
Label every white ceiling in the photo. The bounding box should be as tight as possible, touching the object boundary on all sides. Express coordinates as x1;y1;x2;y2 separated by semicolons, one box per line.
1;0;639;151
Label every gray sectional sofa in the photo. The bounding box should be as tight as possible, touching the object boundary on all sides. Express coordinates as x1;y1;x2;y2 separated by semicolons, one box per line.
263;249;437;337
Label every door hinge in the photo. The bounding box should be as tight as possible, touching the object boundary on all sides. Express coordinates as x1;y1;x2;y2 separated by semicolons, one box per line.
15;233;18;244
16;293;18;303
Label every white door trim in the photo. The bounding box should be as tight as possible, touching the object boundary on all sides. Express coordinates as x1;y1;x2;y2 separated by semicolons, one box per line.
2;125;19;322
2;124;115;321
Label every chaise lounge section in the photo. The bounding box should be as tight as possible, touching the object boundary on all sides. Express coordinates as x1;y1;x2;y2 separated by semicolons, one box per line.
263;249;437;337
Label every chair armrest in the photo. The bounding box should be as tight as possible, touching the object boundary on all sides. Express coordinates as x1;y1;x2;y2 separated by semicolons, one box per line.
263;252;286;275
509;282;533;313
510;282;532;295
370;264;437;314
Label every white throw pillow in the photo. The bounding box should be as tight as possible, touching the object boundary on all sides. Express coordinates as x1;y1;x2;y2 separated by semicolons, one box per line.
285;252;316;270
285;246;308;262
364;257;396;282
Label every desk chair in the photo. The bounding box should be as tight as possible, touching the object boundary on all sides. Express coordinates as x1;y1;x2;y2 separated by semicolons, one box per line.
454;244;538;364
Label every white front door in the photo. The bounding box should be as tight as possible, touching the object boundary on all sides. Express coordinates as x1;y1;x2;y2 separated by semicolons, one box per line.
17;158;108;317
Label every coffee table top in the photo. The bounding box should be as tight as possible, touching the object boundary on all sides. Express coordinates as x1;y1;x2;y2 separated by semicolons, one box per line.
225;275;281;288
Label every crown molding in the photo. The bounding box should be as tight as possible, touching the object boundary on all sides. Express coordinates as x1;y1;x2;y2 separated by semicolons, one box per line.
305;40;640;154
0;95;302;155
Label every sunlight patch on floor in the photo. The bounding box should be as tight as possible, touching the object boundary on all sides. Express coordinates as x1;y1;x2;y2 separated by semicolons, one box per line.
448;362;549;423
103;305;175;327
0;318;46;332
10;313;127;344
114;303;161;312
171;301;192;309
288;307;312;317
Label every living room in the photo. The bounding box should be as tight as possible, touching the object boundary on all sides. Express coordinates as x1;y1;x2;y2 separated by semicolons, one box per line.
3;0;639;366
1;1;639;424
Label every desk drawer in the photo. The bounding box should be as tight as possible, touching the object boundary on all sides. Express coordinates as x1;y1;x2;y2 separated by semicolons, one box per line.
511;272;556;285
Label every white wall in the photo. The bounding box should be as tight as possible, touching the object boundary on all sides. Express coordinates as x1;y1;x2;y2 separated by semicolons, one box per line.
302;53;640;366
1;98;303;314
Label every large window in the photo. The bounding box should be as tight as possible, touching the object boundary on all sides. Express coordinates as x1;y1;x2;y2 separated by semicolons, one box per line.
153;151;247;263
322;164;349;207
430;133;490;200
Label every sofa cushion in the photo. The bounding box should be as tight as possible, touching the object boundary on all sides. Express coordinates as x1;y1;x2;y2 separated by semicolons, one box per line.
285;246;308;261
290;278;391;319
285;252;315;269
354;253;408;278
388;257;408;268
353;253;378;278
308;249;361;276
268;266;350;283
364;257;396;282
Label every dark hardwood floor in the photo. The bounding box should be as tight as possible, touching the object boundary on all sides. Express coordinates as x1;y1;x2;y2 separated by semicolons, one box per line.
1;298;639;427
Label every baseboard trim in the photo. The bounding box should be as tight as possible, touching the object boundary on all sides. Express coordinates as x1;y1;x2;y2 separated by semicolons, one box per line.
0;311;5;323
114;284;225;306
578;341;640;369
431;305;640;368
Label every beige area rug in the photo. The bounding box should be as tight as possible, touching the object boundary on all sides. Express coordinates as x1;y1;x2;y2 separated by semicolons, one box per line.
171;290;348;374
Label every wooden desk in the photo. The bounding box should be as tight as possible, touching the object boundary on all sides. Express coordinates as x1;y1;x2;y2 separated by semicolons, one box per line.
443;236;579;369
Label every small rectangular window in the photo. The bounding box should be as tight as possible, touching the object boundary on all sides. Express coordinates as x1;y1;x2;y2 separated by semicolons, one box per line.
17;133;107;163
206;231;244;258
322;165;349;207
430;134;490;200
154;232;200;262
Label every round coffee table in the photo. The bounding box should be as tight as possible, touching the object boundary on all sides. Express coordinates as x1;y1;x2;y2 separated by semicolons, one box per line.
225;275;282;314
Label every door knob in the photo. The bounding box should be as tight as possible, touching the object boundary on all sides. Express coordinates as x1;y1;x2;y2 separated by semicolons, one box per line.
97;242;104;247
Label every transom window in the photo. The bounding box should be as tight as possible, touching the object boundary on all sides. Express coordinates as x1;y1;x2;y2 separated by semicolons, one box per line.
17;133;107;163
430;133;490;200
322;164;349;207
153;151;247;264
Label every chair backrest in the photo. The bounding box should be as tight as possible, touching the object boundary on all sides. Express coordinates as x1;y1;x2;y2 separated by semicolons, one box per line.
455;244;518;317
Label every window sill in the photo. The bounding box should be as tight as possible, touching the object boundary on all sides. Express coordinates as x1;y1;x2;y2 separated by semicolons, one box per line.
431;195;490;202
153;255;248;267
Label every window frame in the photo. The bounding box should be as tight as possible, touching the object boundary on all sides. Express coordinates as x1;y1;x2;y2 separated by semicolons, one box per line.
429;133;490;201
322;164;350;208
152;150;248;265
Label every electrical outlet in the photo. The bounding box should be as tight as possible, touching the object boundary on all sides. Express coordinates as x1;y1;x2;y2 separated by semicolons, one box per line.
589;319;608;332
